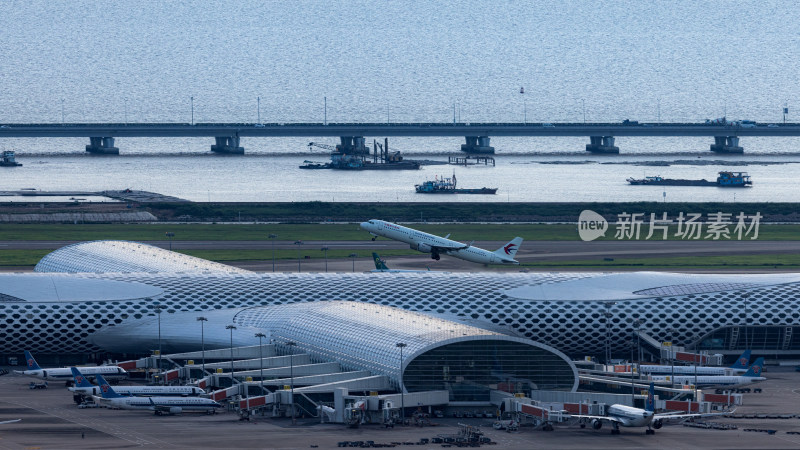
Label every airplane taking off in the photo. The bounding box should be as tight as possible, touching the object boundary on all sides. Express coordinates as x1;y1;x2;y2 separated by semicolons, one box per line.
360;219;523;265
93;374;221;415
640;350;752;376
15;351;127;383
650;357;766;389
570;383;731;435
69;367;204;397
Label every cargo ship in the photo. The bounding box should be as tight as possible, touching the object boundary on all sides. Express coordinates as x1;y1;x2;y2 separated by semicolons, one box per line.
415;174;497;194
627;171;752;187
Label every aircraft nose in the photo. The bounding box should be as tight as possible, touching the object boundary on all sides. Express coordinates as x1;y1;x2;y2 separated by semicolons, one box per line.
360;221;370;229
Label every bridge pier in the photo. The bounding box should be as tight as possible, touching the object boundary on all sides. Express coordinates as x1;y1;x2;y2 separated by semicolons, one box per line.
460;136;495;154
211;136;244;154
336;136;369;154
586;136;619;154
85;137;119;155
710;136;743;153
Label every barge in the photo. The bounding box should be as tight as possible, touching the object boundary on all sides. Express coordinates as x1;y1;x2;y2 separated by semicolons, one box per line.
415;174;497;194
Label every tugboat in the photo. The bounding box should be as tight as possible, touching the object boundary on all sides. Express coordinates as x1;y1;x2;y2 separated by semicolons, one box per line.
0;150;22;167
716;171;752;187
415;174;497;194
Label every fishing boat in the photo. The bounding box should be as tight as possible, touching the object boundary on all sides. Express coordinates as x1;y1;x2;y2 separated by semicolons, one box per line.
415;174;497;194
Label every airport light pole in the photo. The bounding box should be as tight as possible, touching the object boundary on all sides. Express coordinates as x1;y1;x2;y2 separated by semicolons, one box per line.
321;246;329;273
286;341;297;425
294;240;303;273
191;96;194;125
154;303;163;385
257;96;261;124
668;328;677;389
197;316;208;379
165;232;174;251
255;333;266;396
226;324;237;388
268;234;278;272
629;340;636;405
396;342;407;422
349;253;357;273
603;302;614;364
632;319;645;363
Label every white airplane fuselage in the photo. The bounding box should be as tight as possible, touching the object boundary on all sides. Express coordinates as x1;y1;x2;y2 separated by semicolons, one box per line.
18;366;127;382
95;395;219;411
360;220;520;265
606;404;655;428
71;384;204;396
650;375;766;389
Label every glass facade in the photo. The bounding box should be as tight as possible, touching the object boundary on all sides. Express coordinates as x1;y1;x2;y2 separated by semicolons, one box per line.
696;325;800;351
404;340;576;401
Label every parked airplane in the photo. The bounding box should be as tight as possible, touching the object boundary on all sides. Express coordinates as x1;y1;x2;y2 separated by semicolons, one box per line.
15;351;127;383
360;219;522;265
570;383;730;435
69;367;204;397
371;253;432;273
93;374;220;415
640;350;752;376
649;357;766;389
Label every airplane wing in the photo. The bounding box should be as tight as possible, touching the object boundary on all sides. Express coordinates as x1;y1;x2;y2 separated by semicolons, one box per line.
431;243;470;252
568;414;625;424
654;409;734;421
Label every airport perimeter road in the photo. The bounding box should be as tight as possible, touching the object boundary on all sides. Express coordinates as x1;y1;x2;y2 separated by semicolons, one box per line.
1;370;800;449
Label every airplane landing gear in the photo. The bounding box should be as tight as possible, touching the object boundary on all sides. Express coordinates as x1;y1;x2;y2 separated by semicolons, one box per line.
431;252;440;261
611;423;621;435
371;237;376;241
645;428;655;435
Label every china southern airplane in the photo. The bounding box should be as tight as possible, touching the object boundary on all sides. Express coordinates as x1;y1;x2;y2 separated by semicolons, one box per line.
649;357;766;389
15;351;127;383
93;374;221;415
570;383;730;435
639;350;752;376
69;367;204;397
360;219;522;265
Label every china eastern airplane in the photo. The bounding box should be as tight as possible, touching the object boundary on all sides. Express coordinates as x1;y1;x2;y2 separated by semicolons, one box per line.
639;350;752;376
649;357;766;389
69;367;204;397
360;219;522;265
15;351;127;382
570;383;730;435
93;374;221;415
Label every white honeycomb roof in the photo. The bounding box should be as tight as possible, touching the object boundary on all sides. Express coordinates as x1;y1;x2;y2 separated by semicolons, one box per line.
34;240;250;274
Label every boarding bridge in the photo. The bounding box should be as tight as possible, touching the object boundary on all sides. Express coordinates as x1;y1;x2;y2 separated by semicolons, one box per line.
634;330;721;365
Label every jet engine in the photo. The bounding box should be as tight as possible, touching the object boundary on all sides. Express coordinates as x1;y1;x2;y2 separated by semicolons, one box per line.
411;243;431;253
652;419;663;429
591;419;603;430
169;407;182;415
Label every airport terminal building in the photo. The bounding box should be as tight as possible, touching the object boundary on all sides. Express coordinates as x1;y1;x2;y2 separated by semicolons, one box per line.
3;241;800;371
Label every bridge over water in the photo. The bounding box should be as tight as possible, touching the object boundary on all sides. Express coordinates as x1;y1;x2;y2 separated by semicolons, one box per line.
2;122;798;155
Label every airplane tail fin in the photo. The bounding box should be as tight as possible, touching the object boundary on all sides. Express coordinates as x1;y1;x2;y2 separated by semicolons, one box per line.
95;374;122;398
372;253;389;271
24;351;41;371
645;382;656;412
743;357;765;377
494;237;523;259
70;367;94;388
730;350;751;370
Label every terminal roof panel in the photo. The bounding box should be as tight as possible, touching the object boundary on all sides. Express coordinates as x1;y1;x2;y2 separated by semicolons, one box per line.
503;272;800;301
34;240;250;274
0;273;162;303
